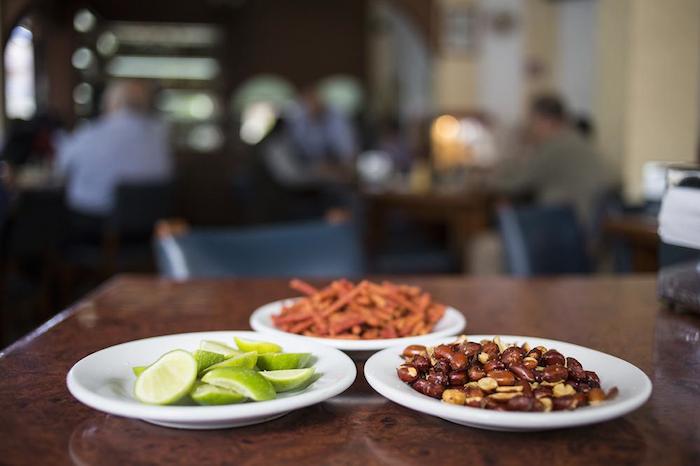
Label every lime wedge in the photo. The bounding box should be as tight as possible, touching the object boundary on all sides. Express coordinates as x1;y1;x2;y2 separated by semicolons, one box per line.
133;350;197;405
199;340;241;357
190;382;246;405
256;353;311;371
132;366;147;377
260;368;317;392
201;367;276;401
193;350;226;374
234;336;282;354
201;351;258;374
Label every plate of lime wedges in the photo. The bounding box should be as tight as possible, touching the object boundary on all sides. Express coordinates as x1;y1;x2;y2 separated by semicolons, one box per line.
67;331;356;429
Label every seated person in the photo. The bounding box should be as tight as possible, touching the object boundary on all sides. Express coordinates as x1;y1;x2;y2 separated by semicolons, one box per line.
491;94;611;226
56;80;172;235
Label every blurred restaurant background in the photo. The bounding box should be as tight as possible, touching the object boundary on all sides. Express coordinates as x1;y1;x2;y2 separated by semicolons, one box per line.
0;0;699;346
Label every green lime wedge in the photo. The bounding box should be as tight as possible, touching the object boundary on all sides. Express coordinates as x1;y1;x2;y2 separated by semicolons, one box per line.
234;336;283;354
133;350;197;405
193;349;226;374
256;352;311;371
199;340;241;357
190;382;246;405
260;368;317;392
201;351;258;374
201;367;276;401
132;366;147;377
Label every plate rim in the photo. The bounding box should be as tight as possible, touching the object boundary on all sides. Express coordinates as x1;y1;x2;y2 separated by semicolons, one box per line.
66;330;357;423
249;298;467;351
363;334;653;430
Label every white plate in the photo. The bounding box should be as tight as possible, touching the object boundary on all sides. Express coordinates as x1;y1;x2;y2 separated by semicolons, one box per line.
67;331;356;429
364;335;652;431
249;299;466;351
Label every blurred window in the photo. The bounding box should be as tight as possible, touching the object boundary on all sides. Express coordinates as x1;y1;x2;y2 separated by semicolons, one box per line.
4;24;36;120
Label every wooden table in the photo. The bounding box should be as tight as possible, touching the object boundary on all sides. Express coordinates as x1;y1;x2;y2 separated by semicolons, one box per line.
1;274;698;465
363;191;492;272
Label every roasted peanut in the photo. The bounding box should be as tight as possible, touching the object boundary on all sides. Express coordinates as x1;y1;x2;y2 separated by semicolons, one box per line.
433;345;467;371
412;379;445;399
552;383;576;398
449;352;468;371
448;370;468;386
500;346;525;367
522;356;538;370
566;357;586;381
526;347;544;361
518;380;533;397
606;386;619;400
533;386;553;399
552;394;583;411
433;344;454;361
539;397;553;412
489;392;520;401
426;369;448;386
459;341;482;358
588;388;605;404
543;364;568;383
506;395;534;412
481;341;500;357
442;388;466;405
468;365;486;381
402;345;428;359
477;352;491;364
483;360;505;373
487;369;516;386
509;364;535;382
585;370;601;388
396;365;418;383
412;355;430;372
496;385;523;393
477;376;498;392
542;349;566;366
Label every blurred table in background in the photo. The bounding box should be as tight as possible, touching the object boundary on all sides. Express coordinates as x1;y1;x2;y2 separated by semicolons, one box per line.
363;190;493;273
603;214;659;272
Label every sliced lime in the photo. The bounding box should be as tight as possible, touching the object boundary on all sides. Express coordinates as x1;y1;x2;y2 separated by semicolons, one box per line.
133;350;197;405
256;353;311;371
199;340;241;357
190;382;246;405
201;367;276;401
234;336;282;354
201;351;258;374
260;368;316;392
132;366;147;377
193;349;226;374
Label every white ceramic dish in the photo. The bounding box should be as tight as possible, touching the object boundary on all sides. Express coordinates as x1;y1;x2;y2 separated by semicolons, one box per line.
249;299;466;352
67;331;356;429
364;335;652;431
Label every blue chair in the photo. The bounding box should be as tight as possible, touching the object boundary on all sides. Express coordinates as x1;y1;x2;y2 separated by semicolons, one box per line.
498;204;591;276
155;220;364;279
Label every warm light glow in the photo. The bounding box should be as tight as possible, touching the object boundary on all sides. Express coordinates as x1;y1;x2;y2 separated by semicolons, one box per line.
432;114;460;140
431;115;496;170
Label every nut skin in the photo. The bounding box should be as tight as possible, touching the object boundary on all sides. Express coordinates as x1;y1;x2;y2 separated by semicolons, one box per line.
442;388;467;405
543;364;569;383
397;365;418;383
542;349;566;367
433;344;468;371
506;395;534;412
412;355;430;372
526;347;544;361
468;365;486;381
483;360;505;373
517;379;533;397
585;370;601;388
433;360;451;374
412;379;445;399
522;357;538;370
433;344;454;361
426;369;449;386
500;346;525;367
566;357;586;381
449;352;468;371
402;345;428;359
448;370;469;386
509;364;535;382
487;369;516;386
459;342;482;359
552;394;577;411
481;341;500;358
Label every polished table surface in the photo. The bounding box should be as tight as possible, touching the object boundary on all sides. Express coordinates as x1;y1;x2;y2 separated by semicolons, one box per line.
1;274;698;466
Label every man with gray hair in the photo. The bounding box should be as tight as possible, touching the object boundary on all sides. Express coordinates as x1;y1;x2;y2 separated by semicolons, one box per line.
56;80;172;226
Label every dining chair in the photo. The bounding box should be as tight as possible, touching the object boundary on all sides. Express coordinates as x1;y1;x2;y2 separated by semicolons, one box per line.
154;219;364;279
497;204;591;277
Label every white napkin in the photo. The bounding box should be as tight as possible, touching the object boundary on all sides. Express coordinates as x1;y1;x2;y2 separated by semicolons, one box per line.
658;186;700;249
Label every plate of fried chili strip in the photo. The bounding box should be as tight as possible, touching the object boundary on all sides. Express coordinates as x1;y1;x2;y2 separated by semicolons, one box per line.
249;279;466;351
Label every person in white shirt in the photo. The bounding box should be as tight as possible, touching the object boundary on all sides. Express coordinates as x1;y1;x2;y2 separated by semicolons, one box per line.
56;80;172;223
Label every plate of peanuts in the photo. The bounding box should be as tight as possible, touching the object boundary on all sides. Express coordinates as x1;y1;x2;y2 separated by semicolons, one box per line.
249;279;466;351
364;335;652;431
